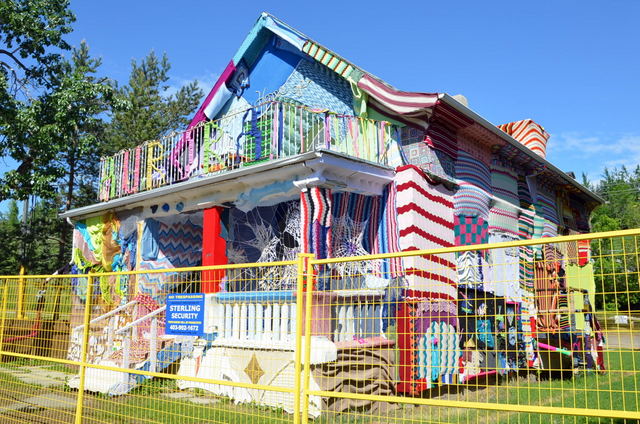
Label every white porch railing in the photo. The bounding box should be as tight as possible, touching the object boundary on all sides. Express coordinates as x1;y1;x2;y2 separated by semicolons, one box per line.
207;291;298;349
332;290;394;348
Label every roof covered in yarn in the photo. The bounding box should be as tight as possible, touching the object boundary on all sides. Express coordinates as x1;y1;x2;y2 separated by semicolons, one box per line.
190;13;601;206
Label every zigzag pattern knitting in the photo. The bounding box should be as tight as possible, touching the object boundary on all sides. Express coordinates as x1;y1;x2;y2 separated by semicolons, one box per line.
156;219;203;268
395;165;457;301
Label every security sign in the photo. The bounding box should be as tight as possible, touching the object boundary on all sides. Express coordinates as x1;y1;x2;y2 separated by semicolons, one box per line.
166;293;205;336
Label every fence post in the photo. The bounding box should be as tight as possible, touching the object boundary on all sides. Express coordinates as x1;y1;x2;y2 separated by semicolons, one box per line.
293;253;312;424
0;278;10;362
301;256;315;424
17;266;25;319
74;273;94;424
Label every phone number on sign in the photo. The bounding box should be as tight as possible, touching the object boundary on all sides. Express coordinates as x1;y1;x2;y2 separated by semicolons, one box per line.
169;324;200;332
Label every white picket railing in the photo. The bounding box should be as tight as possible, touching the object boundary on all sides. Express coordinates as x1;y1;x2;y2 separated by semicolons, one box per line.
206;291;298;349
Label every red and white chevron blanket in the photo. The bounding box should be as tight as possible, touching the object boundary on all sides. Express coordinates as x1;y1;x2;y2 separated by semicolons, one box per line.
395;165;457;303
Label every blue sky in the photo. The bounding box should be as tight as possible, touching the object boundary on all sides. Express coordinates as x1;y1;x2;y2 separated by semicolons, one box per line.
3;0;640;212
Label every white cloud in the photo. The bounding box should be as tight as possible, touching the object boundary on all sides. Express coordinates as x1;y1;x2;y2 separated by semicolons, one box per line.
551;132;640;157
546;132;640;184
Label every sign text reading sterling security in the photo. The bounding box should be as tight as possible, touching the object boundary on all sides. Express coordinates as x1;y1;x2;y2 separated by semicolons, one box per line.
166;293;205;336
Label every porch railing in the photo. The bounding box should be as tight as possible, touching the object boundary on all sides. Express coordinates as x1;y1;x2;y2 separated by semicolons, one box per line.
98;101;402;202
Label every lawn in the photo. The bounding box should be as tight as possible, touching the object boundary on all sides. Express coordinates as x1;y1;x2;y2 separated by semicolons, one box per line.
0;351;637;423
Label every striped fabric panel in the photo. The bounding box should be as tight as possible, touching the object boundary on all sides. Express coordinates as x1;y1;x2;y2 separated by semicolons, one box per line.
518;208;535;240
537;187;560;224
533;204;546;239
395;165;457;301
357;74;439;117
519;245;535;292
490;162;519;205
425;121;457;159
381;182;403;277
558;293;571;331
518;207;535;294
578;240;591;266
489;199;520;236
432;100;475;130
498;119;550;158
496;144;546;173
517;176;533;208
542;219;558;238
301;187;333;259
488;161;520;236
302;40;355;79
454;150;492;219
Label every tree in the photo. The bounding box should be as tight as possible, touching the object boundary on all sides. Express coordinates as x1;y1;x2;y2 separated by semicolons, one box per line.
0;200;22;274
0;0;74;87
47;42;125;266
0;0;76;200
586;166;640;311
1;36;124;270
104;51;203;153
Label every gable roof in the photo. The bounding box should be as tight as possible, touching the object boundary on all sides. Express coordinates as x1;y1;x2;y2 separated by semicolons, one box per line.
192;12;603;205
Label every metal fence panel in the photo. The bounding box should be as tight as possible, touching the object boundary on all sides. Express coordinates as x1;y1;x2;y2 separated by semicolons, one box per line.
0;230;638;423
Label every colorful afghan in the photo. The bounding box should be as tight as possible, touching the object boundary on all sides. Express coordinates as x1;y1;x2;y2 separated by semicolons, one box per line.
485;231;522;302
489;161;520;236
454;150;492;219
301;187;332;259
398;300;460;394
454;215;489;288
138;213;203;300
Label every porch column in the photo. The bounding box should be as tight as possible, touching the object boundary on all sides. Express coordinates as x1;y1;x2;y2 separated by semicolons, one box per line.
202;206;227;293
299;186;332;259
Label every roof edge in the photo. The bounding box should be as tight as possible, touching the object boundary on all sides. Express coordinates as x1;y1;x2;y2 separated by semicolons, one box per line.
438;93;605;205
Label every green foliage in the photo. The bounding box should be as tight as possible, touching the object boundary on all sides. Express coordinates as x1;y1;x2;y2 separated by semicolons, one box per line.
104;50;203;153
0;200;22;274
0;2;203;273
0;1;76;200
0;199;63;274
1;41;123;202
0;0;75;92
587;166;640;311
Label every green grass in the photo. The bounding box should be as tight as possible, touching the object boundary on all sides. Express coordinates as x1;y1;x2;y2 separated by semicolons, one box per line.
0;351;638;423
0;358;76;374
82;378;291;424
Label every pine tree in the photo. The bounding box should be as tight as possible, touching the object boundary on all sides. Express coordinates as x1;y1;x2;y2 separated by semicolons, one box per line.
104;51;203;153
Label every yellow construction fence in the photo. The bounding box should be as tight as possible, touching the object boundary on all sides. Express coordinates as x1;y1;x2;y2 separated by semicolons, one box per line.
0;229;638;423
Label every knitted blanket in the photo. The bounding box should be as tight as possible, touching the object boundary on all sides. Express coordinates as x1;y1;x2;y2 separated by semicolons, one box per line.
488;162;520;236
301;187;332;260
395;165;457;302
454;150;491;219
485;232;521;302
498;119;550;159
454;215;489;288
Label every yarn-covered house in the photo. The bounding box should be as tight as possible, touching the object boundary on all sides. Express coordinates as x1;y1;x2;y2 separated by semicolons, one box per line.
61;13;604;410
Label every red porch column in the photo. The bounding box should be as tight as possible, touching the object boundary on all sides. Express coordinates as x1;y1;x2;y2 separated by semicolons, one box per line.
202;206;227;293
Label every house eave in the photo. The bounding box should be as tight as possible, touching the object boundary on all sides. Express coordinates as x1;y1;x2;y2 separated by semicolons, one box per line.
438;93;605;205
61;150;394;221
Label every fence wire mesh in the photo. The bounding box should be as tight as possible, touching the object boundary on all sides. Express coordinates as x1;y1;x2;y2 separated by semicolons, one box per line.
0;230;638;423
